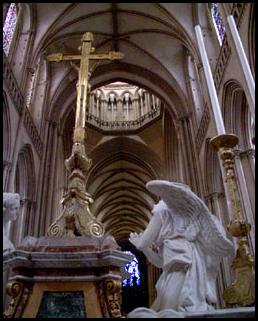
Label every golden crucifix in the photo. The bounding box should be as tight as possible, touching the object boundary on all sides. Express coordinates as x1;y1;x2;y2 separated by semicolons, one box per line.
46;32;124;238
47;32;123;142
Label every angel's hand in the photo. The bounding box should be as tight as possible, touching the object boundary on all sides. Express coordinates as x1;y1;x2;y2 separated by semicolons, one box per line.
129;232;142;249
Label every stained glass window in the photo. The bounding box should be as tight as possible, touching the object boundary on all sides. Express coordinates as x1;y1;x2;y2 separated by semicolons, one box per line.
211;3;226;45
122;251;141;287
3;3;18;55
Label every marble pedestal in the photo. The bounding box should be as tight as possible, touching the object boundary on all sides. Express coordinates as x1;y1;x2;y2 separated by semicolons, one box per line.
3;235;132;318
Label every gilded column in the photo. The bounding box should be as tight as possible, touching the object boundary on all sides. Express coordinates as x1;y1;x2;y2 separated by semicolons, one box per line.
210;134;255;307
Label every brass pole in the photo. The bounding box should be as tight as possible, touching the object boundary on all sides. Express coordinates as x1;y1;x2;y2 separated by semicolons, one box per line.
210;133;255;307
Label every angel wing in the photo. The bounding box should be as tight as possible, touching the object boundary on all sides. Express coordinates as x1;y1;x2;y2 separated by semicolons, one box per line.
146;180;234;257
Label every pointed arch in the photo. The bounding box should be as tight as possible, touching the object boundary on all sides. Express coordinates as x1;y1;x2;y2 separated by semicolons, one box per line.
10;144;36;246
222;80;254;150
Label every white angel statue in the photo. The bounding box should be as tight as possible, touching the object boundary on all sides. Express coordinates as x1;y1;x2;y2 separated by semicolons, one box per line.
128;181;234;318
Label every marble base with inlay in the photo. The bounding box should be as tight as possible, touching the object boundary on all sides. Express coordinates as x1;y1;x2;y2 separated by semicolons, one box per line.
3;235;132;318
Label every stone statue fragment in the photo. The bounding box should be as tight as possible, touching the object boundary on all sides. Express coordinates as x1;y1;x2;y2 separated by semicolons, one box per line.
3;193;20;253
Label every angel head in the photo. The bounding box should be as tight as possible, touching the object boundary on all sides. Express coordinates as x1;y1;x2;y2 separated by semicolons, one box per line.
3;193;21;225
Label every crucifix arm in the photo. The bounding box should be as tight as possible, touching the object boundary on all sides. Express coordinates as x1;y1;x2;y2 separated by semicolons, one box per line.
47;53;81;62
89;51;124;60
47;52;124;63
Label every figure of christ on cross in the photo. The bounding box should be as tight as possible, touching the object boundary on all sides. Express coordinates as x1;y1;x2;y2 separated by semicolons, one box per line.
47;32;124;142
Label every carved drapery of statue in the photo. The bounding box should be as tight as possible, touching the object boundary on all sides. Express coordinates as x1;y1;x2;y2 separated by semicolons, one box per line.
128;180;234;318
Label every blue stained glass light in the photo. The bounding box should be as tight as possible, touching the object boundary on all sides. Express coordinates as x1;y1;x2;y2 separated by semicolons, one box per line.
122;251;141;287
3;3;17;55
211;3;226;45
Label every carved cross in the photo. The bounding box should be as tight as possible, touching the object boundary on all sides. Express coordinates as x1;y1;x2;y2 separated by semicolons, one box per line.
47;32;124;134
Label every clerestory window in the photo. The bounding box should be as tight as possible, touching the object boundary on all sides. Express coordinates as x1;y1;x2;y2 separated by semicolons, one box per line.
3;3;18;55
210;3;226;46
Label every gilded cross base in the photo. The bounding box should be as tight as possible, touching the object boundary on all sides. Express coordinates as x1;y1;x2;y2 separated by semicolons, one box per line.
210;134;255;307
48;139;104;237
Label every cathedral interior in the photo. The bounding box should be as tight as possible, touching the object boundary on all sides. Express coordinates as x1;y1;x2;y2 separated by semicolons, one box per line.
3;3;255;318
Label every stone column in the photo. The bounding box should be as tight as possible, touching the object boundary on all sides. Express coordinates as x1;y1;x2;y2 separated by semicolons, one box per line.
139;92;144;116
3;161;12;192
102;99;107;120
163;110;180;181
126;99;129;121
178;114;203;196
99;98;102;120
226;15;255;119
146;92;151;113
89;93;94;115
234;150;255;256
137;97;141;118
133;98;137;120
17;198;34;242
37;120;58;236
194;25;226;135
7;104;26;193
151;94;155;110
95;95;99;118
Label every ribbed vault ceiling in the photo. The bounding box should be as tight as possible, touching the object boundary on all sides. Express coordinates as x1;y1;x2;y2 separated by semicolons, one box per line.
31;3;205;121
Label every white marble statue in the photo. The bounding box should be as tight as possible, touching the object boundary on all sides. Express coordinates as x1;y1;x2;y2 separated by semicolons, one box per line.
3;193;20;253
128;181;234;318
